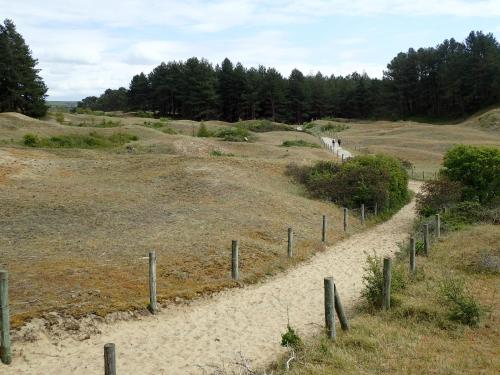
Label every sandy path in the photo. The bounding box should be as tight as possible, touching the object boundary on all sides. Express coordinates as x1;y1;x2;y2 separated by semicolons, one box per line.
320;136;352;158
5;182;420;374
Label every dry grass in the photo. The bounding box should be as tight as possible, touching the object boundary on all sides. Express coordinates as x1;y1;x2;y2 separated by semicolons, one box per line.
270;224;500;374
0;112;345;328
318;110;500;177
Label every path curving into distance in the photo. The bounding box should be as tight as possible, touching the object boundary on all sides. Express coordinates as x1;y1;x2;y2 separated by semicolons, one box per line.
5;182;421;375
321;136;352;159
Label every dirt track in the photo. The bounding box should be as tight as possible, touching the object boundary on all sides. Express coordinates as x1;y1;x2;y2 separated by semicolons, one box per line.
4;181;421;374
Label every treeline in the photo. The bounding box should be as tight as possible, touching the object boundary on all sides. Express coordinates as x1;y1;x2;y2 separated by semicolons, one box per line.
79;31;500;123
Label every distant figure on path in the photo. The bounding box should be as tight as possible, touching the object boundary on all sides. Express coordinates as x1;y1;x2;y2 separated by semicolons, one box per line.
332;139;336;147
338;139;342;146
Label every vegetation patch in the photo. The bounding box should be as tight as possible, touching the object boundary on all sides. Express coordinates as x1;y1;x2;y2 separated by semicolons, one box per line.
238;120;293;132
23;132;138;149
215;127;251;142
281;139;320;148
320;122;350;132
286;154;409;213
210;150;235;157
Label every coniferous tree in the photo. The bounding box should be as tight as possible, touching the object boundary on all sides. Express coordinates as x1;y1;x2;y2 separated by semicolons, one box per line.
0;19;47;117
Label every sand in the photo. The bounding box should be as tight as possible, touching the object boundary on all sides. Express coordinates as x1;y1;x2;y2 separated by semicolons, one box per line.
320;136;352;158
4;182;420;374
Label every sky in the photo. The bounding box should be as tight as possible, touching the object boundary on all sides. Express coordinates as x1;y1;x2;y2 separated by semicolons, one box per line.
2;0;500;100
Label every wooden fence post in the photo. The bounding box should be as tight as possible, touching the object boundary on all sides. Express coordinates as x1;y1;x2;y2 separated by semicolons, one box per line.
423;224;430;256
0;270;11;365
231;240;239;280
104;343;116;375
435;214;441;238
410;236;416;273
148;251;157;314
422;171;425;180
360;204;365;225
287;227;293;258
343;208;348;232
374;202;378;216
334;284;349;331
382;258;392;310
322;214;327;243
324;277;336;340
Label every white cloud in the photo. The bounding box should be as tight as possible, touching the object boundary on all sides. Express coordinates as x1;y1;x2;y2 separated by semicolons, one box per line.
2;0;498;99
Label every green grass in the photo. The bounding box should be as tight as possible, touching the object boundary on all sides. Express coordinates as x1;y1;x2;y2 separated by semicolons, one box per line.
237;119;293;132
281;139;320;148
23;132;138;149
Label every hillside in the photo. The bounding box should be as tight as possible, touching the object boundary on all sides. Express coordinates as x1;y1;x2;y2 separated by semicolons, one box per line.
320;108;500;177
0;112;347;329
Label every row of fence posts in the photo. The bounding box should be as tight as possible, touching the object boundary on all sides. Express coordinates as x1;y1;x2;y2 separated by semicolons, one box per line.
1;206;380;371
409;168;438;181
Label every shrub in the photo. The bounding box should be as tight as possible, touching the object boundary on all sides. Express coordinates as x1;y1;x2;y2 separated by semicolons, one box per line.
281;139;320;148
23;133;39;147
440;278;481;327
215;127;250;142
361;254;406;309
442;145;500;204
286;155;409;212
320;123;349;132
238;120;291;132
416;178;463;216
281;325;303;349
210;150;235;157
197;122;212;137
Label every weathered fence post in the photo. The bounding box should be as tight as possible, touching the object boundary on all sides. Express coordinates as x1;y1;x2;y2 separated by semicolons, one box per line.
324;277;336;340
422;171;425;180
382;258;392;310
334;284;349;331
374;202;378;216
341;154;344;163
0;270;11;365
423;224;430;256
435;214;441;238
410;236;416;273
231;240;239;280
287;227;293;258
360;204;365;225
343;208;348;232
148;251;157;314
322;214;327;243
104;343;116;375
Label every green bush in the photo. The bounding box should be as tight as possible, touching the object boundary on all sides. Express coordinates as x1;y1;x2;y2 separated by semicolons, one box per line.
23;133;39;147
361;254;406;309
281;139;320;148
281;325;303;349
442;145;499;204
320;122;350;132
215;127;250;142
22;132;137;149
440;278;481;327
197;122;212;137
287;155;409;211
238;120;291;132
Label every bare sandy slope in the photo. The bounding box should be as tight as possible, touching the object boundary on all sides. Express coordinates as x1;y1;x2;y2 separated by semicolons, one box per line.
4;182;421;375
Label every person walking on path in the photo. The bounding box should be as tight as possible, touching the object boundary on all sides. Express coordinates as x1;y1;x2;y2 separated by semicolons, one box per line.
338;138;342;146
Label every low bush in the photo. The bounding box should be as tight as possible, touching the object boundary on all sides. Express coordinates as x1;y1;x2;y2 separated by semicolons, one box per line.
210;150;235;157
215;127;250;142
281;140;319;148
281;325;303;349
54;112;65;124
440;278;481;327
238;120;292;132
361;254;406;309
23;132;137;149
287;154;409;212
320;122;350;132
